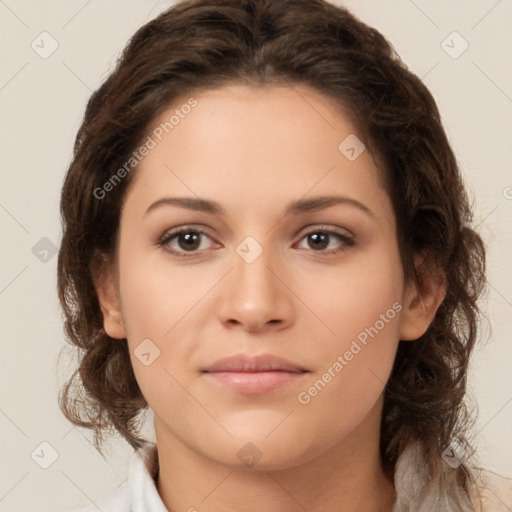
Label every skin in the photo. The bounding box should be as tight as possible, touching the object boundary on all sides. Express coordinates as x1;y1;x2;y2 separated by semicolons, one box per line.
95;84;446;512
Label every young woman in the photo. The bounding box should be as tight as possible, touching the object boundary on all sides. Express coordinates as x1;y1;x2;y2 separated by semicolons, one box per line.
58;0;512;510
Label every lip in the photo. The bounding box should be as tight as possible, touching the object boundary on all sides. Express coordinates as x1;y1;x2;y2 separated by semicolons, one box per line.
202;353;308;373
202;354;309;394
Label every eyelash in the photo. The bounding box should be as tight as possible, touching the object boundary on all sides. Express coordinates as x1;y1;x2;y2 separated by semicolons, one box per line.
157;225;355;258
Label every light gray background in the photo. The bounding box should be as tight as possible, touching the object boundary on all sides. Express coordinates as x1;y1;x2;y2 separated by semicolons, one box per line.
1;1;511;511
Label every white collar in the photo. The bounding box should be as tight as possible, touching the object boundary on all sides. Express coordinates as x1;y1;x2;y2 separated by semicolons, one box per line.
126;441;511;511
129;441;167;512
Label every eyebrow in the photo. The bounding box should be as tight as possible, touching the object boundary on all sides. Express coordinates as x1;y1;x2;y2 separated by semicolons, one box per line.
144;195;375;219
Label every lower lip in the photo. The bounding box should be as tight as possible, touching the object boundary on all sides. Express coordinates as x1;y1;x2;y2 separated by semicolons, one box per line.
203;371;308;394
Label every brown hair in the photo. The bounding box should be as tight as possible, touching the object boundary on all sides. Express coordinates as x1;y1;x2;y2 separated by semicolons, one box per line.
57;0;486;505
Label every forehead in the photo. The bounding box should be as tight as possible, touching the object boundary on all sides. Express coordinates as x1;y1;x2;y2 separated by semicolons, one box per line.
122;84;390;221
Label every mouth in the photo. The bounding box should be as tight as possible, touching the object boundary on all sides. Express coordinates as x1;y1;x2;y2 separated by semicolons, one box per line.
201;354;310;394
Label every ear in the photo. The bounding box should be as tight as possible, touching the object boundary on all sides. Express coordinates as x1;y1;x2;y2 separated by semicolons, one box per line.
91;254;127;339
399;251;446;341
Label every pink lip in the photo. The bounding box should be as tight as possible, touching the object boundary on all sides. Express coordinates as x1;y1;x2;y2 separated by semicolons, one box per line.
203;354;308;373
202;354;309;394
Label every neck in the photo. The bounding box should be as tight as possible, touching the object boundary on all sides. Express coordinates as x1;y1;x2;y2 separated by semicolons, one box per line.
155;401;396;512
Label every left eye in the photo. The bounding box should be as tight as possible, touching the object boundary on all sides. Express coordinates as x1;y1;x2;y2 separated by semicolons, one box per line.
295;229;354;253
158;227;354;257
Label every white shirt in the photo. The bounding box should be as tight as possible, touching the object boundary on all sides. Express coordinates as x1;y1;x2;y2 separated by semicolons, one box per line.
71;441;512;511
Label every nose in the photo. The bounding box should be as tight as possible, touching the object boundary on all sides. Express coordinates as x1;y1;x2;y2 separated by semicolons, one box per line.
217;242;295;333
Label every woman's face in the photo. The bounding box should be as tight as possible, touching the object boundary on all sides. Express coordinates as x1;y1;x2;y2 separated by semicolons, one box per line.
99;84;428;470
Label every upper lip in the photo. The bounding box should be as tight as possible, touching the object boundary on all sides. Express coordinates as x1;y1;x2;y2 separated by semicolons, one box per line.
202;354;308;373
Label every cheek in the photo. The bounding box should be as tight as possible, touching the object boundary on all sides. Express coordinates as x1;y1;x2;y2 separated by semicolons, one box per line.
294;249;403;409
298;244;403;352
293;306;400;455
117;243;204;337
116;247;214;414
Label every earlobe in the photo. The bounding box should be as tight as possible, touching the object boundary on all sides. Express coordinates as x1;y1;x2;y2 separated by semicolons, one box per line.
399;252;446;342
91;256;127;340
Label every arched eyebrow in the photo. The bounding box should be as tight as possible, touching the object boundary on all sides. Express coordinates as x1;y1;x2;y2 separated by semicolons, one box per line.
144;195;375;219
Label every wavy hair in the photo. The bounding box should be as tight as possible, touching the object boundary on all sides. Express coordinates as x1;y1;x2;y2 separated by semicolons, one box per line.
57;0;486;505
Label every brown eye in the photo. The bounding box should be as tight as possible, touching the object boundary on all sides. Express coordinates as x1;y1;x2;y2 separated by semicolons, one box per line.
158;225;354;258
296;228;354;254
159;228;215;256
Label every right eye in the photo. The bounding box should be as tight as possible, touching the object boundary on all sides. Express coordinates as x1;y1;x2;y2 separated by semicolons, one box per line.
158;227;218;257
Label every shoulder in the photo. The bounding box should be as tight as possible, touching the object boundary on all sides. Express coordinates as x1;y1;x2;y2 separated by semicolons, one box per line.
392;441;512;511
66;441;165;512
471;467;512;511
67;481;130;512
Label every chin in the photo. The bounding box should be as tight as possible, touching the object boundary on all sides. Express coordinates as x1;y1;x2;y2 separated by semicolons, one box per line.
197;431;314;472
